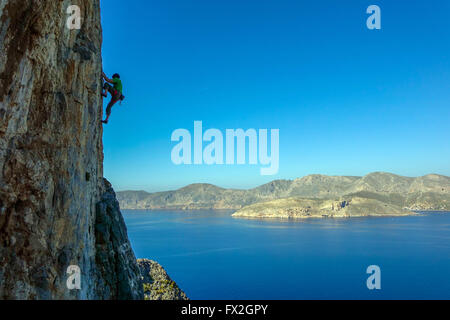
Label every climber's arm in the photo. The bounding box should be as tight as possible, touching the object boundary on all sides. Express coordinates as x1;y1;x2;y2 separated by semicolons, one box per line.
102;71;114;84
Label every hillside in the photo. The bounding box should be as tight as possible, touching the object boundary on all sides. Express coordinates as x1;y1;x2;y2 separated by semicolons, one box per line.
118;172;450;211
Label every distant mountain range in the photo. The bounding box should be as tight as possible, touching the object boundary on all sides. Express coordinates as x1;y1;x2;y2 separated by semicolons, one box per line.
117;172;450;212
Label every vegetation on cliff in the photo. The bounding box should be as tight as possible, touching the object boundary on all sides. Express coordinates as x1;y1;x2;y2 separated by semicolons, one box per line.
138;259;188;300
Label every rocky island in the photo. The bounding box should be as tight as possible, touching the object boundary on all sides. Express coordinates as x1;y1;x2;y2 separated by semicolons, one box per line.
232;196;415;219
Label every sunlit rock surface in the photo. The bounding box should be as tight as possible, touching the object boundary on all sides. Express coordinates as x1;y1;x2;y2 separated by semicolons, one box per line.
0;0;142;299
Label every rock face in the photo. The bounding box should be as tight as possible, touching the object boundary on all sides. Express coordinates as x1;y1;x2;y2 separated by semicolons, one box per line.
138;259;188;300
118;173;450;211
95;179;143;299
0;1;142;299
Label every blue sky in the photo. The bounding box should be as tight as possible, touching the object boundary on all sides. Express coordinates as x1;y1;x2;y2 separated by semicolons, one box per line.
100;0;450;192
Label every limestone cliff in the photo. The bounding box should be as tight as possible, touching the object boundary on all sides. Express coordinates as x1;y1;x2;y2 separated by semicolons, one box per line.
95;179;143;299
0;0;142;299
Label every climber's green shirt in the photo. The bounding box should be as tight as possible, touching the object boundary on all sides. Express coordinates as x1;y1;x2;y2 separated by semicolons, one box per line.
112;78;123;94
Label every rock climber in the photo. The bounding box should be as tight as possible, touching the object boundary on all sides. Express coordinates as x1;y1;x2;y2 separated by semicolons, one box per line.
101;71;124;124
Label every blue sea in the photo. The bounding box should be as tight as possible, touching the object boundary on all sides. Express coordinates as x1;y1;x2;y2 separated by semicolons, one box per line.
123;210;450;300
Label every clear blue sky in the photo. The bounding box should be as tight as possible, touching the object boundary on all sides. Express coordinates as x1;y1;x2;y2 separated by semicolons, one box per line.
100;0;450;192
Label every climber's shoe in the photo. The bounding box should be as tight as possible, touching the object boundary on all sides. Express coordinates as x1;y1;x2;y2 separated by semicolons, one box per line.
101;92;107;98
101;120;108;124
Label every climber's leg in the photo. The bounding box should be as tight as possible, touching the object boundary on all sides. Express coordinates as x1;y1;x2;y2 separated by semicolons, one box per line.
102;83;121;124
102;102;113;124
102;96;119;124
102;82;113;97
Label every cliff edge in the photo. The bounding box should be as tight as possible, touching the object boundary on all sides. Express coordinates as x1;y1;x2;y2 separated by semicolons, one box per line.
0;1;142;299
138;259;188;300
